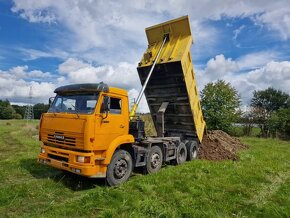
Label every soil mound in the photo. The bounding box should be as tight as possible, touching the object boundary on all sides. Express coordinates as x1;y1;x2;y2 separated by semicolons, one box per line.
198;130;248;161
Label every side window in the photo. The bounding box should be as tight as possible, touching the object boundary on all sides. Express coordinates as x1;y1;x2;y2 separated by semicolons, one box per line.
110;97;122;114
53;97;62;109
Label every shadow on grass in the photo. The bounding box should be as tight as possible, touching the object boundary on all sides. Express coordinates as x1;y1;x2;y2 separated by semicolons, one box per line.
20;158;106;191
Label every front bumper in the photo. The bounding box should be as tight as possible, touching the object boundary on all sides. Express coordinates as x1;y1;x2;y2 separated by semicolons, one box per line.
38;145;106;178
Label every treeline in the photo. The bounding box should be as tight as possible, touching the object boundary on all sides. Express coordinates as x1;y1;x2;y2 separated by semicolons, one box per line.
200;80;290;139
0;100;49;120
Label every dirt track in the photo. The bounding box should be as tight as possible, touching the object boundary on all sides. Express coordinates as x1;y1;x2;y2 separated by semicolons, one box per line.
198;130;248;161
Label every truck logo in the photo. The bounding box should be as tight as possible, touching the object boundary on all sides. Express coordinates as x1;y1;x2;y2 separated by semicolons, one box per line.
54;135;65;140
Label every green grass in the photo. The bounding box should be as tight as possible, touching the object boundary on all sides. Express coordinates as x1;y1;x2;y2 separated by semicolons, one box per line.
0;120;290;217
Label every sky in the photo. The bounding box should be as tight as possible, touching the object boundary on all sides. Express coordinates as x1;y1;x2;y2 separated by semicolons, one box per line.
0;0;289;112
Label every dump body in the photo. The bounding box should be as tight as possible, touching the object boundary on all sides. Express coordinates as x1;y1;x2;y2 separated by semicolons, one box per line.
137;16;205;142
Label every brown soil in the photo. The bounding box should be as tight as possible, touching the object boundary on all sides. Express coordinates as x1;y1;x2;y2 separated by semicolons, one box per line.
198;130;248;161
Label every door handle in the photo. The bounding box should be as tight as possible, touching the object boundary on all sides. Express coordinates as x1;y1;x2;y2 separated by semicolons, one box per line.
120;125;125;128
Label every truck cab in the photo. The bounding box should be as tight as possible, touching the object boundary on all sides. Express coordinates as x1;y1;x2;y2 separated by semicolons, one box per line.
38;83;134;181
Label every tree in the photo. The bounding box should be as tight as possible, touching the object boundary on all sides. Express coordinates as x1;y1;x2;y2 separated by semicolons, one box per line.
251;87;289;115
267;108;290;139
200;80;241;132
0;100;22;119
33;103;49;119
239;107;262;136
250;87;289;137
12;105;26;118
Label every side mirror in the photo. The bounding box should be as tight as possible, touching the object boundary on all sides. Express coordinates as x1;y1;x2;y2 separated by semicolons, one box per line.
49;97;55;107
101;96;110;119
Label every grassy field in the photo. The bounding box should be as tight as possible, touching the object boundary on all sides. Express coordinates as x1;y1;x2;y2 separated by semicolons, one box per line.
0;120;290;217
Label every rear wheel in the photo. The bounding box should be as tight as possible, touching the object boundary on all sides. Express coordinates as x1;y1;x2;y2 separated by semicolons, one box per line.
186;141;198;161
145;146;163;173
106;149;133;186
175;142;187;165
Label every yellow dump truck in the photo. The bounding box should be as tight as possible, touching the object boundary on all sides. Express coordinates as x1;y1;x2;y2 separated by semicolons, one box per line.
38;16;206;186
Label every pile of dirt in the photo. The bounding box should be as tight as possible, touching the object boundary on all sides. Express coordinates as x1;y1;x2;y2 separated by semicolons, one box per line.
198;130;248;161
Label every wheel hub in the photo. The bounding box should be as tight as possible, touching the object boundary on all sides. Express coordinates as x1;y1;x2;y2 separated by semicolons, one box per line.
151;153;161;169
114;159;128;179
179;148;186;160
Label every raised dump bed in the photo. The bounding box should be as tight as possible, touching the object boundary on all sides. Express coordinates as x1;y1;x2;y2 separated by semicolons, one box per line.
137;16;206;143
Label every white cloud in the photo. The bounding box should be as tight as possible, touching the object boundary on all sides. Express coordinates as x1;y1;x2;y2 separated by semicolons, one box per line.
0;58;151;112
58;58;140;91
254;8;290;40
10;0;290;66
233;25;245;40
58;58;90;74
237;51;280;71
18;48;70;60
0;66;56;103
5;0;290;112
1;65;53;80
128;88;149;113
246;61;290;91
195;54;239;93
11;1;290;39
196;54;290;105
11;1;57;23
11;0;289;64
57;58;149;112
1;54;289;113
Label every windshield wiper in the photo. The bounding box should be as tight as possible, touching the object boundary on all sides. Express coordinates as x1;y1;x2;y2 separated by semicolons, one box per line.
71;104;80;118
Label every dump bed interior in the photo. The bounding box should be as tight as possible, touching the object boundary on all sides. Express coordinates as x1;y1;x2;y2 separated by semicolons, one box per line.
137;16;206;142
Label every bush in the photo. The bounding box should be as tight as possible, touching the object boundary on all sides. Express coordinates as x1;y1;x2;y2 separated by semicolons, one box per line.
267;108;290;139
228;126;244;137
13;113;22;119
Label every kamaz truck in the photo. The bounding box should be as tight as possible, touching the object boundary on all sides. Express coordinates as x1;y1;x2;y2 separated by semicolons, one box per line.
38;16;206;186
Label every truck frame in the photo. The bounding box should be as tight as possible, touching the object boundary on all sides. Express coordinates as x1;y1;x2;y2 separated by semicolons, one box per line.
38;16;206;186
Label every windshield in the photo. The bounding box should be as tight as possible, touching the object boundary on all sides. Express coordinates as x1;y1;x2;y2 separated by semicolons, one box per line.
48;92;99;114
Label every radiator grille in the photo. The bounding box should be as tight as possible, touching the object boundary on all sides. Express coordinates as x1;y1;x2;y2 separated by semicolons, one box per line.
43;129;84;148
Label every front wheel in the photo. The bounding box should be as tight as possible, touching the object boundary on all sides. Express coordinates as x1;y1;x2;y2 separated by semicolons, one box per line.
106;149;133;186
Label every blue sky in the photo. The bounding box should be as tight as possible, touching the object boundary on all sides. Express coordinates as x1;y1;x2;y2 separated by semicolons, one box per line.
0;0;289;111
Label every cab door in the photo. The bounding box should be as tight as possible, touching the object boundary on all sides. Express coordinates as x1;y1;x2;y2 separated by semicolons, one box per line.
95;94;127;150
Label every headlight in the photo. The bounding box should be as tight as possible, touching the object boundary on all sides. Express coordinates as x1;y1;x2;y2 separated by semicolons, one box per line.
76;156;90;163
40;148;45;154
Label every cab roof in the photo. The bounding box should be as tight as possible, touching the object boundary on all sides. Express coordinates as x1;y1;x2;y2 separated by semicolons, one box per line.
54;83;127;96
54;83;109;94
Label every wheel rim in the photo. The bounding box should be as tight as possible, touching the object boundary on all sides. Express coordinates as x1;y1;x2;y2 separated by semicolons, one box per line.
151;153;161;169
179;148;186;161
114;159;128;179
192;148;197;159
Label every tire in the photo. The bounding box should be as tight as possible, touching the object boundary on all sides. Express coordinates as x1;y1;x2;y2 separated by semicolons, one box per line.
145;146;163;174
106;149;133;186
186;141;198;161
175;142;187;165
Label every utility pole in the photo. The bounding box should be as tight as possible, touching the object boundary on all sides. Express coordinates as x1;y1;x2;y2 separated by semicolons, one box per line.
24;86;34;120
